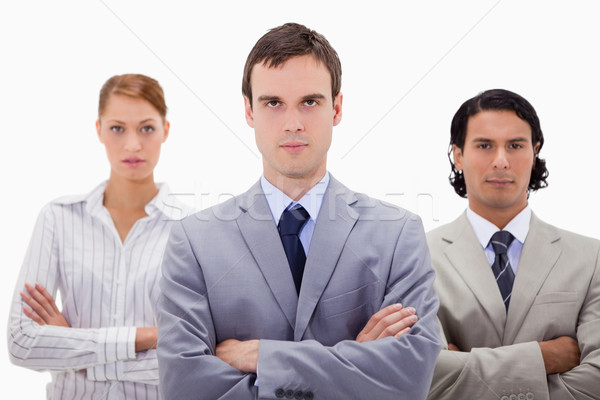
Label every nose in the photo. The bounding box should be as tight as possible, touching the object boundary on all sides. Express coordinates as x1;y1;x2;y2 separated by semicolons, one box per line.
493;148;509;169
124;132;142;152
283;109;304;133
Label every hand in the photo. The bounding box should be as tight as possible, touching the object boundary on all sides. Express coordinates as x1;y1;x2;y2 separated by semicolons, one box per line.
20;283;70;327
447;343;460;351
215;339;259;374
356;303;418;343
135;327;158;352
539;336;580;374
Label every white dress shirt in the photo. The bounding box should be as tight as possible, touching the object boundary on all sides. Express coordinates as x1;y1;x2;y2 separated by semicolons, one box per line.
8;181;192;400
260;172;329;255
466;206;531;273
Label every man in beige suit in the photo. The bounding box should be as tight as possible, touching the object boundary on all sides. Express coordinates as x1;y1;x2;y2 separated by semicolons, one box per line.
427;89;600;400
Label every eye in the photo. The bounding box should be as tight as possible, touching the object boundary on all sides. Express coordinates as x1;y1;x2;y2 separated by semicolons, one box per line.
303;99;318;107
266;100;280;108
110;126;124;133
476;143;490;149
509;143;523;149
140;125;155;134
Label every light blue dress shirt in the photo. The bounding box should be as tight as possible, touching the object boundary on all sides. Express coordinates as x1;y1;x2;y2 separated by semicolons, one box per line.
260;172;329;255
466;206;531;274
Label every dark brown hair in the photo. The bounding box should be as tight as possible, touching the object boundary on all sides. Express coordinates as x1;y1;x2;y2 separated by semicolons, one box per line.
242;23;342;108
98;74;167;120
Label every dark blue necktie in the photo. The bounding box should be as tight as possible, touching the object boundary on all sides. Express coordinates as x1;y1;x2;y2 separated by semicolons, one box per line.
490;231;516;311
278;205;310;294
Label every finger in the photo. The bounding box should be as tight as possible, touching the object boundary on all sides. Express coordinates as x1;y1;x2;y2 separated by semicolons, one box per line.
22;305;45;325
376;314;418;340
35;283;60;314
359;304;403;336
394;327;410;338
369;307;417;339
448;343;460;351
26;283;55;317
20;291;50;321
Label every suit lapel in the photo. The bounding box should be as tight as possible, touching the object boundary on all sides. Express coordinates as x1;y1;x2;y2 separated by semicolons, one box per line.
294;177;358;340
443;213;507;341
503;213;562;344
236;182;298;330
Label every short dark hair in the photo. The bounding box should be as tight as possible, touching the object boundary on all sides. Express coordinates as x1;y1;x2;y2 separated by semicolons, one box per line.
242;23;342;108
448;89;549;197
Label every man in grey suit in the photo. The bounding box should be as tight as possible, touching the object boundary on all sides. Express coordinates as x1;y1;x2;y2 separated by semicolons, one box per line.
157;23;441;399
427;89;600;400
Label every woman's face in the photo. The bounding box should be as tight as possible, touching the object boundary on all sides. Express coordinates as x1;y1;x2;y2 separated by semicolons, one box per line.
96;94;169;183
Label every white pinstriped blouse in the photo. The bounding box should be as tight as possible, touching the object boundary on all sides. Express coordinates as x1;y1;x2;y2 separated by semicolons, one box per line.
8;181;192;399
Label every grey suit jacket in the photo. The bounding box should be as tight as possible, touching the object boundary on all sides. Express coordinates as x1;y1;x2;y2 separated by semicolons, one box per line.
157;176;441;400
426;212;600;400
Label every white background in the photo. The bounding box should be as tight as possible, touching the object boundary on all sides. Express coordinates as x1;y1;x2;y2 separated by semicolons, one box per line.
1;1;599;397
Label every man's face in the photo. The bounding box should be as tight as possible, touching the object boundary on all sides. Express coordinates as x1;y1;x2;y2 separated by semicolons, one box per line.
453;110;540;221
244;55;342;186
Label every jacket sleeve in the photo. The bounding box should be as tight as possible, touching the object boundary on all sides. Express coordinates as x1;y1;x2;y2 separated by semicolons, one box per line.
427;341;549;400
157;221;259;399
547;244;600;400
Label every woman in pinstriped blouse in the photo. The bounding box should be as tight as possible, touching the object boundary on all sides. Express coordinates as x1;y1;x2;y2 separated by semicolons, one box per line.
8;74;192;399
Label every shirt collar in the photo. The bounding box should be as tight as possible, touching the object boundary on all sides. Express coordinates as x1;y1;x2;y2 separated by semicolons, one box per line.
466;205;531;248
83;181;184;220
260;172;330;225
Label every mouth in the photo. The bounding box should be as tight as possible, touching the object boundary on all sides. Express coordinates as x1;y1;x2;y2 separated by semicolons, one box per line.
280;142;308;154
122;157;145;167
486;178;513;187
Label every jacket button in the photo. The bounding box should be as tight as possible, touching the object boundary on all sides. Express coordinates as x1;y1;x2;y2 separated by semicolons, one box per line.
294;391;304;399
518;394;526;400
285;389;294;398
275;388;285;398
304;391;314;400
526;393;534;400
510;395;517;400
500;397;509;400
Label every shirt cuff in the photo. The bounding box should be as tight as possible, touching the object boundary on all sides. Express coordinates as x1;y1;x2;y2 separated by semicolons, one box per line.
97;326;137;364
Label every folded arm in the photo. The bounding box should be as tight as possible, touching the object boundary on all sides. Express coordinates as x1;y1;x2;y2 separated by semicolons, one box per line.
8;205;143;376
547;245;600;399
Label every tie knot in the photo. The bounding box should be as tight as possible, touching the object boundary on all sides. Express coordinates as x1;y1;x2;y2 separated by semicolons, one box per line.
490;230;515;255
279;205;310;236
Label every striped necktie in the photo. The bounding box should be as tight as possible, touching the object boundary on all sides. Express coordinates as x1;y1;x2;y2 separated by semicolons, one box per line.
490;231;516;311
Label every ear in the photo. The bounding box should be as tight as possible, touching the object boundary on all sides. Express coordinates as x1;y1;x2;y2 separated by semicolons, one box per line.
162;120;170;143
452;144;464;171
332;92;343;126
531;141;541;168
244;96;254;128
96;120;103;143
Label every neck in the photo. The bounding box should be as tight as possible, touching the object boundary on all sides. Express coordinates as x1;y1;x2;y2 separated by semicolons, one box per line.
264;171;325;201
104;172;158;210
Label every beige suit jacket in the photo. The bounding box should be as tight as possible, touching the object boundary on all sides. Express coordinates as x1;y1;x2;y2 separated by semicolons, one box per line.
426;211;600;400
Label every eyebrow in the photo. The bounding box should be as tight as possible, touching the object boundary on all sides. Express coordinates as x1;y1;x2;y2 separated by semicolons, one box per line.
256;93;327;103
301;93;326;101
106;118;157;124
257;95;281;102
472;137;529;143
